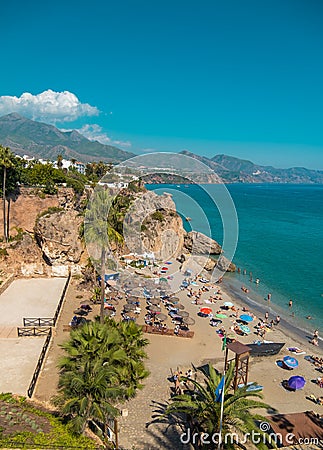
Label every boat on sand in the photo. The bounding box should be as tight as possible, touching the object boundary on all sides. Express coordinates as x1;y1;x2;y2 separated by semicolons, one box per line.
247;341;285;357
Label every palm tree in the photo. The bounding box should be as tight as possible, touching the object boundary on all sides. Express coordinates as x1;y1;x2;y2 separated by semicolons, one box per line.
55;320;149;435
0;146;15;242
161;363;275;449
57;154;63;169
84;187;123;323
84;188;110;323
109;320;150;397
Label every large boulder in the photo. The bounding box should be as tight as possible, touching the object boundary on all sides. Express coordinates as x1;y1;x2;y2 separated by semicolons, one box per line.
184;231;222;256
35;209;83;265
124;191;185;260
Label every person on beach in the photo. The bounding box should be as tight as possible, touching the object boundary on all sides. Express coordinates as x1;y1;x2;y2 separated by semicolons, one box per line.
267;293;271;302
265;311;269;322
289;299;293;308
314;329;319;339
275;315;280;325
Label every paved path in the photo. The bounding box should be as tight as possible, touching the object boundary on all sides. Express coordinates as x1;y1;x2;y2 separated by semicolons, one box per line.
0;277;67;397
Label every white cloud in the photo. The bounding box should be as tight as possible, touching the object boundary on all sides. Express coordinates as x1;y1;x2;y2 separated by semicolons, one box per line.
77;124;112;144
112;139;132;148
64;123;132;148
0;89;99;123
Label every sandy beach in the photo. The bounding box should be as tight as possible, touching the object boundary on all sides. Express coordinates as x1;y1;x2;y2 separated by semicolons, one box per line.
114;263;323;449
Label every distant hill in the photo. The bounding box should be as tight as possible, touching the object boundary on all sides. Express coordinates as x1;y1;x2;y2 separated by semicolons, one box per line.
0;113;135;163
180;151;323;184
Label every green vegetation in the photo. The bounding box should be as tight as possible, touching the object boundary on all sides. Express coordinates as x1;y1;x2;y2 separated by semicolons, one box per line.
151;210;165;222
154;362;275;450
36;207;64;222
0;247;8;257
0;393;97;449
54;319;149;440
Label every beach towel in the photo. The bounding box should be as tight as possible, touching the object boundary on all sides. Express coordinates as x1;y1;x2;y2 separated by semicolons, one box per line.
288;347;306;355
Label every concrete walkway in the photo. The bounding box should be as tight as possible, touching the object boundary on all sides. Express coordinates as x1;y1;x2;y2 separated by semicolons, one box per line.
0;277;67;397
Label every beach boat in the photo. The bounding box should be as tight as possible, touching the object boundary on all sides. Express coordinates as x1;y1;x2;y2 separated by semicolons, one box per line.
247;341;285;357
238;382;263;392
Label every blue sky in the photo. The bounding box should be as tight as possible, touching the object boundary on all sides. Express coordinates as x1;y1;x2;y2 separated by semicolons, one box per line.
1;0;323;169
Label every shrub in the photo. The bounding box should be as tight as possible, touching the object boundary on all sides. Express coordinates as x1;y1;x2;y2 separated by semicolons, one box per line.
151;210;164;222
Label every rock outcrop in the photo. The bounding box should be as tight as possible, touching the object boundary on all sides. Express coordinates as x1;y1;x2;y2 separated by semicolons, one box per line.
124;191;185;260
184;231;222;255
34;209;83;266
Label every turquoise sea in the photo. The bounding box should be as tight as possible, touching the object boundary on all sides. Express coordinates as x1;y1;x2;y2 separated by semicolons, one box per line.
147;184;323;334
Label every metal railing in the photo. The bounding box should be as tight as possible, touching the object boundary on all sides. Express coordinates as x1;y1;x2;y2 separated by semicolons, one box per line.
27;327;52;398
23;317;54;327
53;272;71;325
17;326;52;337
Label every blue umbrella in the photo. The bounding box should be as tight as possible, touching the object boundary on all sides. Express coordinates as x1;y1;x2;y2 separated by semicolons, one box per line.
240;314;253;322
283;356;299;369
288;376;305;390
239;325;250;334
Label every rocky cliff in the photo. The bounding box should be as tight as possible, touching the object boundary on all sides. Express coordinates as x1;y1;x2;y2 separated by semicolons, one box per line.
34;210;83;267
0;186;234;279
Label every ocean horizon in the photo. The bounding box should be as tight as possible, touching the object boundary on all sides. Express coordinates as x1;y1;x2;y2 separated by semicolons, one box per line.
147;183;323;335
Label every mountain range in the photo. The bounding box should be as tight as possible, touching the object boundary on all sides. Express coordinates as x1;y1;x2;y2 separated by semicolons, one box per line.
0;113;135;163
1;113;323;183
179;151;323;184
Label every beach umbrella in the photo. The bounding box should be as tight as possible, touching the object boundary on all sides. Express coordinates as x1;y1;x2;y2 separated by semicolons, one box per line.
283;356;299;369
216;313;227;319
127;297;138;304
79;300;92;306
131;288;143;297
177;310;189;318
74;308;88;316
240;314;253;322
175;303;185;310
123;303;136;311
183;316;195;326
156;313;167;321
200;307;212;315
162;267;168;270
288;376;306;390
104;309;115;317
239;325;250;334
224;302;234;307
148;305;161;313
160;277;168;282
148;298;160;305
107;298;119;305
